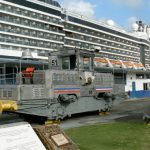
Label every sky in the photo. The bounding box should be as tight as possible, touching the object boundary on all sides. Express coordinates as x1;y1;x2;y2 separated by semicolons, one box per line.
57;0;150;30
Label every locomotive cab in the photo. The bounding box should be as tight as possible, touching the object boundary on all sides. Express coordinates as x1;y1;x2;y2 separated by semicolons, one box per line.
48;49;95;71
48;49;95;85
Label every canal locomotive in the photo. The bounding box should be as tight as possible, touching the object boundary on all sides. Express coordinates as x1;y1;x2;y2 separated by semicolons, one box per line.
0;49;125;119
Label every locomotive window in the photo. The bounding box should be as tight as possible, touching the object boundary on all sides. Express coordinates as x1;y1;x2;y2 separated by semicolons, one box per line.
70;55;76;70
62;57;70;70
82;57;90;70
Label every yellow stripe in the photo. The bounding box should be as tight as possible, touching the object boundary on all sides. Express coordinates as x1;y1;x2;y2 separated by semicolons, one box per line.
0;100;18;113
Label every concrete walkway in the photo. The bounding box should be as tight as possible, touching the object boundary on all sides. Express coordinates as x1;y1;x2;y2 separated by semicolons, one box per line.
60;99;150;129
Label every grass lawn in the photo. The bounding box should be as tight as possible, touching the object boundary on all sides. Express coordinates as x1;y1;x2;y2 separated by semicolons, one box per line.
66;122;150;150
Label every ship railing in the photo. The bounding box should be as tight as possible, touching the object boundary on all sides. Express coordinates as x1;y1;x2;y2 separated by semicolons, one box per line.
0;73;16;85
16;71;45;85
0;17;63;33
65;10;126;33
0;10;62;25
0;37;63;49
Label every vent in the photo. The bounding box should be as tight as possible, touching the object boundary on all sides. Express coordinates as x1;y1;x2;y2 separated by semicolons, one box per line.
33;88;44;98
8;91;13;98
3;90;7;98
3;90;12;98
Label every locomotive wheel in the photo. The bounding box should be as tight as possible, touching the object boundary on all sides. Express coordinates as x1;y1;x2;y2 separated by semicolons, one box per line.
56;106;65;120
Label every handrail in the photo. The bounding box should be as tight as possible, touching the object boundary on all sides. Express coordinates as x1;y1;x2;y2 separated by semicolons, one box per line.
0;72;45;85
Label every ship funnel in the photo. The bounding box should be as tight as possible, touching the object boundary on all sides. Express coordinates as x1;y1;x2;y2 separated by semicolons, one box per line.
21;49;33;59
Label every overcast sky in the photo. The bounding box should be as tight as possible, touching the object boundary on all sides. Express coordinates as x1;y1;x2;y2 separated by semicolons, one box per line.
57;0;149;30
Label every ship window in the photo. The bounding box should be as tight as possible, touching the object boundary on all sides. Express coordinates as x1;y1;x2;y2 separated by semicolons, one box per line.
136;74;144;79
82;57;90;70
143;83;150;91
146;75;150;79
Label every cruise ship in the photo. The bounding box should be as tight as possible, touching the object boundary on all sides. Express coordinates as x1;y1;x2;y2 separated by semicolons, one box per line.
1;0;150;63
1;0;150;99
